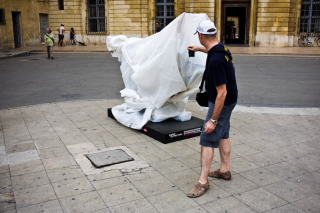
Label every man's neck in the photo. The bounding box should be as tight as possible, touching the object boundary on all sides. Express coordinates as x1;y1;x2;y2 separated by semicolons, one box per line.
204;39;219;52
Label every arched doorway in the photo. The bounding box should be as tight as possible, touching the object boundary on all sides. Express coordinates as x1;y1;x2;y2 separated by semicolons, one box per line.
221;0;251;45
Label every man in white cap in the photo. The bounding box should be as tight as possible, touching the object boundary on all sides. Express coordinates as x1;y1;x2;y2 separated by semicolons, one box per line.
187;20;238;197
58;23;65;46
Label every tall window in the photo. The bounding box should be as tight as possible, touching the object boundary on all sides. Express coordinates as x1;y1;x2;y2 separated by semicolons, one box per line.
300;0;320;34
155;0;174;30
0;9;5;25
58;0;64;10
87;0;106;33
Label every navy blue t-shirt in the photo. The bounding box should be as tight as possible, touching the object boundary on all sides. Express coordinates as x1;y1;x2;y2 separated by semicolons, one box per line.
205;43;238;105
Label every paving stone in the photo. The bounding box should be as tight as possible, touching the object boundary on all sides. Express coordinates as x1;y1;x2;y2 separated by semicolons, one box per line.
86;170;123;181
0;178;12;193
242;152;283;167
16;200;63;213
90;208;112;213
234;188;287;212
60;134;91;146
164;169;200;189
52;176;95;199
182;206;208;213
162;144;199;157
136;149;172;163
288;172;320;194
109;198;158;213
264;204;305;213
264;179;316;203
91;176;129;190
11;171;50;191
46;166;84;183
309;152;320;161
264;146;304;161
265;162;309;179
42;156;77;170
149;158;188;175
33;138;64;149
230;157;260;173
303;138;320;150
118;134;148;145
7;150;40;165
125;167;161;182
293;194;320;213
5;141;36;154
147;189;198;212
66;142;98;154
59;191;107;213
0;156;8;167
246;139;281;151
14;184;56;208
132;175;176;197
0;172;10;179
38;146;70;159
3;130;32;144
232;144;261;156
287;156;320;172
0;146;6;156
177;154;201;168
9;160;44;176
213;173;259;195
0;193;15;212
97;183;143;207
240;167;284;186
201;196;256;213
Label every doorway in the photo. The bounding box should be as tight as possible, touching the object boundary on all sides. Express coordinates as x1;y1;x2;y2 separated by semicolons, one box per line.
221;1;251;44
12;12;22;48
39;14;48;43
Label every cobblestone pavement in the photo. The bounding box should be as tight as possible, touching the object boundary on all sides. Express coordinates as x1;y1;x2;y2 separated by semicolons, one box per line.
0;99;319;213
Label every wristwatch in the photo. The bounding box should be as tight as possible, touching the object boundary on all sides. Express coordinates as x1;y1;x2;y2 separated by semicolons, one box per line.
210;119;218;125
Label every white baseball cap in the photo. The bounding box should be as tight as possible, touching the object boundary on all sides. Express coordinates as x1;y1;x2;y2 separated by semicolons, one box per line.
194;20;217;35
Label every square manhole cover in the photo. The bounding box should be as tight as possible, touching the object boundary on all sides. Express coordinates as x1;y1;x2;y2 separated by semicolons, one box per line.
86;149;134;168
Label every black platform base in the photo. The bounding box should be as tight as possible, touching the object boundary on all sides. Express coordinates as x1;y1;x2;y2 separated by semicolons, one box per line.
108;108;204;144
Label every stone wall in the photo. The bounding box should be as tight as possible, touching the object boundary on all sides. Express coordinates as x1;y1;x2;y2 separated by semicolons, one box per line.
0;0;48;49
255;0;293;46
48;0;83;43
108;0;149;38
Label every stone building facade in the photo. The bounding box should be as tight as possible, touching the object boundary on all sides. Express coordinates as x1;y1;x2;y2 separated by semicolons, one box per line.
0;0;319;49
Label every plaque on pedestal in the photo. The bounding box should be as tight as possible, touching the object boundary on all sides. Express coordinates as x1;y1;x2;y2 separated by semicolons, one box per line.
108;108;204;144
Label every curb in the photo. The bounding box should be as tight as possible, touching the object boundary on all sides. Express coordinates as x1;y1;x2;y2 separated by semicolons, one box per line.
0;51;31;60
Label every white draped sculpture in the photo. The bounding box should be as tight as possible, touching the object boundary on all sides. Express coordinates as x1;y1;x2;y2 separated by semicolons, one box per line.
106;13;209;130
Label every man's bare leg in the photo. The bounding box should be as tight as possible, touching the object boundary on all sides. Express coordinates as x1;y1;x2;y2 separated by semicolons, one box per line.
219;138;231;172
199;146;214;184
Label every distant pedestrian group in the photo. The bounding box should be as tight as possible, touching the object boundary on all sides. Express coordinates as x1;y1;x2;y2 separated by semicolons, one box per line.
44;23;77;59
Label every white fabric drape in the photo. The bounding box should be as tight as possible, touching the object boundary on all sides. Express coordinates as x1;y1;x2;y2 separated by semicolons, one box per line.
107;13;209;129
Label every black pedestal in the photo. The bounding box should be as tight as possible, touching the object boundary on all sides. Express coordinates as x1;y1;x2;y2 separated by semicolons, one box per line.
108;108;204;144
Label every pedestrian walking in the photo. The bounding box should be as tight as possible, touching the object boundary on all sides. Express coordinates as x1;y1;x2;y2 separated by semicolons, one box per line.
70;28;76;45
44;28;55;59
187;20;238;198
58;23;65;46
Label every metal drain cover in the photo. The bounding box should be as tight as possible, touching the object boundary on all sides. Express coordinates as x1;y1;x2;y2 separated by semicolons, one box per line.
86;149;134;168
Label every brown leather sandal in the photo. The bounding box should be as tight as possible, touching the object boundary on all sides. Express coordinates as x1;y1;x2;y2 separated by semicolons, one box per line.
209;169;231;180
187;181;209;198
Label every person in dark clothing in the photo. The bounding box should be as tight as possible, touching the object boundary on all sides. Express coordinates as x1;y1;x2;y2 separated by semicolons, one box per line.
156;22;163;33
70;28;76;45
187;20;238;198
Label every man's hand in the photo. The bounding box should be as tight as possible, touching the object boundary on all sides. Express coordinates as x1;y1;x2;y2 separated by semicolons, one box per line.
187;45;208;54
188;45;200;52
203;120;216;134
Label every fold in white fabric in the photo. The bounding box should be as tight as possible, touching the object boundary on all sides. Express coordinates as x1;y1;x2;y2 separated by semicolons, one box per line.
107;13;209;129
